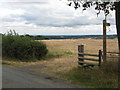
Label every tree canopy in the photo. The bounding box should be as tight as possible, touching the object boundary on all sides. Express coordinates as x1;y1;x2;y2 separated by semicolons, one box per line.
67;1;116;17
67;0;120;52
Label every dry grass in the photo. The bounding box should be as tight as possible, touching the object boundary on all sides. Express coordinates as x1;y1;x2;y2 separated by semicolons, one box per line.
14;38;118;75
41;38;118;54
3;38;118;70
36;38;118;74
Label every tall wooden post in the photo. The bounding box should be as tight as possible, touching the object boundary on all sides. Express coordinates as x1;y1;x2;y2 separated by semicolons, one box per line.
103;19;110;63
103;20;107;63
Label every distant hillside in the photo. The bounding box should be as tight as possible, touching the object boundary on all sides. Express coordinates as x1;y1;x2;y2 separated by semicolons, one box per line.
0;33;49;40
1;33;117;40
43;35;117;40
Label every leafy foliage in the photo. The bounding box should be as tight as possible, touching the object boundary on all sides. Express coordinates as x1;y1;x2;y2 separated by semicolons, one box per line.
2;30;48;60
67;0;116;17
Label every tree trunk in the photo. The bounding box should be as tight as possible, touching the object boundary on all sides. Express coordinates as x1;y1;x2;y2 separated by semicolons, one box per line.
115;3;120;88
115;2;120;52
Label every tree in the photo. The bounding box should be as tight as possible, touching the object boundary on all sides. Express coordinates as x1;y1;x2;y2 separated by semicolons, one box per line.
67;0;120;52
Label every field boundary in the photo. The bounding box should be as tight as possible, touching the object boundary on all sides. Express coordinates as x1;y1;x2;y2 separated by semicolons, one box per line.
78;45;102;67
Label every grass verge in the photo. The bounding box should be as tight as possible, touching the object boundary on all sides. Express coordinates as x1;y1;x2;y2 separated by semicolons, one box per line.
2;50;73;66
42;51;73;60
55;62;118;88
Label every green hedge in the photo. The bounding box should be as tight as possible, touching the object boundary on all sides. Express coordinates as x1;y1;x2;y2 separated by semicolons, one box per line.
2;35;48;60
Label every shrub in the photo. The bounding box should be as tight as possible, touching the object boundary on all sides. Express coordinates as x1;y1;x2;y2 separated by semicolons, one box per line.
2;34;48;61
31;41;48;59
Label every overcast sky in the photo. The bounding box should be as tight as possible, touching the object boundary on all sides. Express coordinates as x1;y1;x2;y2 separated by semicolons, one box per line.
0;0;117;35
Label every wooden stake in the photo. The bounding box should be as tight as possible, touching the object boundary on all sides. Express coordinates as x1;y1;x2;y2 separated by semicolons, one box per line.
99;50;102;66
78;45;84;65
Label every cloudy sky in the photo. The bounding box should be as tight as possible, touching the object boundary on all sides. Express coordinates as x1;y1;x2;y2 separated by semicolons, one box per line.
0;0;117;35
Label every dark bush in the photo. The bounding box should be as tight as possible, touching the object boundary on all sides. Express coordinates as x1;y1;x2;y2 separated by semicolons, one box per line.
2;35;48;61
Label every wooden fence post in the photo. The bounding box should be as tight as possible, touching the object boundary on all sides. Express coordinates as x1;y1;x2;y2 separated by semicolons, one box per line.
103;19;107;63
78;45;84;65
99;50;102;66
103;20;110;63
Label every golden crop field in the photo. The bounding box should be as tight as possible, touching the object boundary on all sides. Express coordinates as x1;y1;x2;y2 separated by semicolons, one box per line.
42;38;118;54
32;38;119;75
3;38;118;76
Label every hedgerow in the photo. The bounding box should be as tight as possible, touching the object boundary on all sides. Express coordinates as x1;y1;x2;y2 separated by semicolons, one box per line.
2;30;48;61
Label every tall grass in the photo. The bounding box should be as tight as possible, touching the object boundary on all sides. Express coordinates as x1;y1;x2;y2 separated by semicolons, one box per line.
57;59;118;88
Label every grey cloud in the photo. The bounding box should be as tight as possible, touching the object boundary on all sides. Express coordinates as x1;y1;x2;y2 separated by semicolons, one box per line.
1;2;48;5
19;10;101;27
0;1;115;28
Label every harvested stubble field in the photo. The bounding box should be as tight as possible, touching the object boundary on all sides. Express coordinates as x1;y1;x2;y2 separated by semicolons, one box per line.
39;39;118;88
19;38;118;75
3;38;119;70
42;38;118;54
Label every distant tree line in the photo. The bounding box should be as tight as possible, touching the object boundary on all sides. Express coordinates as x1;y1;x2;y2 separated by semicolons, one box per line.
2;30;49;40
22;34;49;40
